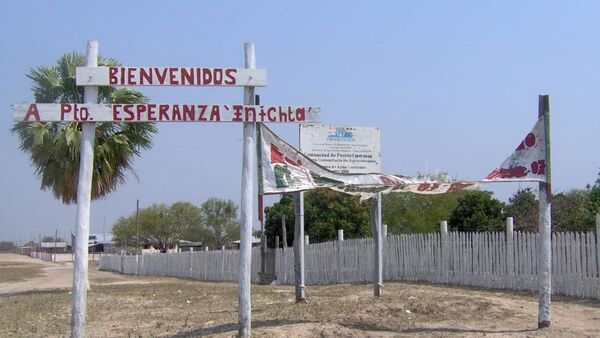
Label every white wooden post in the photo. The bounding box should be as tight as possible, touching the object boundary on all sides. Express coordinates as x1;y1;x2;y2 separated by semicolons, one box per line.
538;95;552;328
337;229;344;283
71;40;98;338
189;247;193;276
294;192;306;302
440;221;449;283
305;235;309;246
282;214;288;249
370;192;383;296
596;214;599;298
382;224;388;238
506;217;514;286
238;42;256;337
204;246;209;252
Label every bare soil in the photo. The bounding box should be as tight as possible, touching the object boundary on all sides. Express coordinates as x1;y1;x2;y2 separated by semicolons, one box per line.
0;254;599;337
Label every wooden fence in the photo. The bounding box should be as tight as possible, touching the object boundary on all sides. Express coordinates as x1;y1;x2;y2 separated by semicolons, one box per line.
29;251;102;262
100;249;264;283
99;229;600;300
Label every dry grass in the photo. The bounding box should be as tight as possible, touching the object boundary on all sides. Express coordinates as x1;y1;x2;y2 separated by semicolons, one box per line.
0;255;599;337
0;277;521;337
0;261;45;284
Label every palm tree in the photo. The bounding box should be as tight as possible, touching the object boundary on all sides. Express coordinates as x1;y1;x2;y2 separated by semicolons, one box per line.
12;52;157;204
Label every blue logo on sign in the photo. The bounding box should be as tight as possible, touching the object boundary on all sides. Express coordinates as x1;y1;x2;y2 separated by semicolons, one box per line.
327;127;354;141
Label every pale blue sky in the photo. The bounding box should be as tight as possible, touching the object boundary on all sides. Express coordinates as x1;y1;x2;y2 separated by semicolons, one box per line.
1;1;599;243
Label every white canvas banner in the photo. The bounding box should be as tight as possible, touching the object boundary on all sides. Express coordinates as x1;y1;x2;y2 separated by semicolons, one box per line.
484;117;547;182
257;124;477;199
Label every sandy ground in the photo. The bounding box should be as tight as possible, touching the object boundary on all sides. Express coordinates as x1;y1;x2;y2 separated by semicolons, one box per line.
0;253;599;337
0;254;143;295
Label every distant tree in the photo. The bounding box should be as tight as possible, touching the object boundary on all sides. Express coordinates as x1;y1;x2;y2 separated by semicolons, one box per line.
383;192;466;233
504;188;538;231
264;194;295;248
553;189;593;232
383;172;471;233
265;189;370;246
12;52;157;204
449;191;505;232
112;202;202;253
200;198;240;248
587;169;600;222
112;216;137;251
171;201;205;241
0;241;17;252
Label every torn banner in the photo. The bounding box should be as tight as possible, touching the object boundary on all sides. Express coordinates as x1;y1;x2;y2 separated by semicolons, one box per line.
257;124;477;199
484;117;547;182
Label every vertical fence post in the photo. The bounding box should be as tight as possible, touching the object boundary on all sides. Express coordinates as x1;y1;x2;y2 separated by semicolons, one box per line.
275;236;280;250
282;214;288;249
370;193;384;296
336;230;344;283
294;192;306;302
238;41;256;338
305;235;309;246
506;217;514;287
596;214;599;298
189;247;193;277
440;221;449;283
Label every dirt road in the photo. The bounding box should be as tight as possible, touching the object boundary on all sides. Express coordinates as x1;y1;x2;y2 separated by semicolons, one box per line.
0;253;145;295
0;253;598;337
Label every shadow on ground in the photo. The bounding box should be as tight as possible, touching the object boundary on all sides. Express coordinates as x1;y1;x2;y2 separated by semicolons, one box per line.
339;321;541;335
168;319;311;337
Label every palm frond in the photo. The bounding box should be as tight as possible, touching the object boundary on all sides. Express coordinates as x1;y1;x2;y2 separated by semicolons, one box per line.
14;52;158;205
27;66;62;103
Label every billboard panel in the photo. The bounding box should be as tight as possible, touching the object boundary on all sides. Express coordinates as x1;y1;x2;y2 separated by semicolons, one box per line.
300;124;381;174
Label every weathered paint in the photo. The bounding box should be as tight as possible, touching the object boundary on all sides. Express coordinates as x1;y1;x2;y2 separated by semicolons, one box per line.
484;117;547;182
76;66;267;87
12;103;321;123
258;124;477;197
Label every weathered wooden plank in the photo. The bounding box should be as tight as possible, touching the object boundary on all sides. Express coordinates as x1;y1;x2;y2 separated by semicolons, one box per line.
12;103;321;123
76;66;267;87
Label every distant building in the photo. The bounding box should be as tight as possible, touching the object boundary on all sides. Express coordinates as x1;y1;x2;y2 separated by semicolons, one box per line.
88;234;116;254
178;240;203;252
230;236;261;250
40;241;68;253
